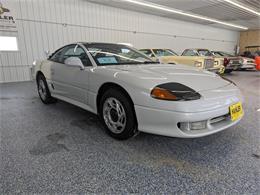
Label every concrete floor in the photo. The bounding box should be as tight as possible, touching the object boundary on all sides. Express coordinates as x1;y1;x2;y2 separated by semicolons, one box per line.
1;71;259;194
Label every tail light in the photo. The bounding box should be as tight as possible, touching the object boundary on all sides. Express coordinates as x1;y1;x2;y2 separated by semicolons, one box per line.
224;58;230;66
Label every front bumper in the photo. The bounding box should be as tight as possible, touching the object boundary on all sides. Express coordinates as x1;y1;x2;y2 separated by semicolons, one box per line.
207;67;220;73
207;66;225;74
240;63;256;69
226;64;242;70
135;103;243;138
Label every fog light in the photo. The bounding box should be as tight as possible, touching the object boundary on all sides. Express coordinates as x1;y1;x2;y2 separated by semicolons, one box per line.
179;121;207;131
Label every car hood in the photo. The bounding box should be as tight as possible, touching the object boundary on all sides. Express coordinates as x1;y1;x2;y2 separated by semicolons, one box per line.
226;56;241;60
102;64;231;92
242;57;255;62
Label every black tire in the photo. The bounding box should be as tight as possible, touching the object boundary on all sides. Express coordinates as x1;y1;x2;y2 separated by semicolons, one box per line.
99;88;137;140
37;74;57;104
224;69;233;73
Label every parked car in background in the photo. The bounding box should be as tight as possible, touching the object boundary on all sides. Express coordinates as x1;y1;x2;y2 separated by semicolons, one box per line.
211;51;242;73
240;57;256;70
139;48;219;73
139;48;177;63
33;43;244;139
241;46;260;59
182;49;225;74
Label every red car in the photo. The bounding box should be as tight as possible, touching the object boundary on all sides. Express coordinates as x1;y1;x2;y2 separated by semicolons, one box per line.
211;51;242;73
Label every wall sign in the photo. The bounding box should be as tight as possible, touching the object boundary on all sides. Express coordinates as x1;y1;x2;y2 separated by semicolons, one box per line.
0;1;17;31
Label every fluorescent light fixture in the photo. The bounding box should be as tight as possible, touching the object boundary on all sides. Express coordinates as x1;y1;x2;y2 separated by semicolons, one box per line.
223;0;260;16
122;0;248;30
0;36;18;51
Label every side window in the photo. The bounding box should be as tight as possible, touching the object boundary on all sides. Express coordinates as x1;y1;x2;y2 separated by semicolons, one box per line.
74;46;92;67
49;45;76;63
50;45;92;66
49;48;65;63
153;49;173;57
182;50;196;56
62;45;77;62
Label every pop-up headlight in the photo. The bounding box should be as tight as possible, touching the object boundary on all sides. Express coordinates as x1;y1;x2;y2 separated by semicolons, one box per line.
151;83;201;101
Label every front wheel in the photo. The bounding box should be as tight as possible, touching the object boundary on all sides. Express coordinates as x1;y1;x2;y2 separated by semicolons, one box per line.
37;74;56;104
224;69;233;73
100;89;137;140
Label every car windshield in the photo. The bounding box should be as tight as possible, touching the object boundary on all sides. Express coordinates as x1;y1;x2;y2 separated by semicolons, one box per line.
214;51;234;57
84;43;155;66
153;49;178;56
197;49;213;56
167;49;178;56
212;52;223;57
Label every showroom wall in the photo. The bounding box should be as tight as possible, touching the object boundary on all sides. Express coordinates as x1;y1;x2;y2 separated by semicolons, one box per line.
239;30;260;54
0;0;240;83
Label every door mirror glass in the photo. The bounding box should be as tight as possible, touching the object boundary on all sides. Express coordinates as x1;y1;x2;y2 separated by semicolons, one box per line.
64;57;84;70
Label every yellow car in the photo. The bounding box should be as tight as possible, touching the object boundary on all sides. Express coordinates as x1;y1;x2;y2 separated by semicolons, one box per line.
139;48;224;73
182;49;225;74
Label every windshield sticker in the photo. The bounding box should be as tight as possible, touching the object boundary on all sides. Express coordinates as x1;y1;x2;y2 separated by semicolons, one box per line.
97;57;118;64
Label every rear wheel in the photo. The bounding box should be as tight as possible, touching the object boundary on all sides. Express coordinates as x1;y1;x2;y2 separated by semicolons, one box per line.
37;74;56;104
100;89;137;140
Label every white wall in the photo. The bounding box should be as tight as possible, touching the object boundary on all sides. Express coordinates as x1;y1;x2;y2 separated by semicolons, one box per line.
0;0;239;83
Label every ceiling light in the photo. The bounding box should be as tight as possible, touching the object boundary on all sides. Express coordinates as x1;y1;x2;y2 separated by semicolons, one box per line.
223;0;260;16
121;0;248;30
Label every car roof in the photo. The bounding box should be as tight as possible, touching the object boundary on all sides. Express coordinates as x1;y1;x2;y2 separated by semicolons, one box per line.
140;48;172;50
185;48;210;50
78;42;127;46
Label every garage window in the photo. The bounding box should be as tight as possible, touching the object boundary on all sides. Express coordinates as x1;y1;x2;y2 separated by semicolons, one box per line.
0;36;18;51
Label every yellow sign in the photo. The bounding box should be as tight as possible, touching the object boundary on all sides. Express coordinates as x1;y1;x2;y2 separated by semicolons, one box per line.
229;102;243;121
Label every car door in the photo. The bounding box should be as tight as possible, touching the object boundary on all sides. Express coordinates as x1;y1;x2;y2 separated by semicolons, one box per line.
50;44;92;104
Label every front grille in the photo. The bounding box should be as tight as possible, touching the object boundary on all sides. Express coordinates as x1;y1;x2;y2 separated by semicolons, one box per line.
204;59;214;69
231;60;240;64
214;59;223;67
210;114;230;125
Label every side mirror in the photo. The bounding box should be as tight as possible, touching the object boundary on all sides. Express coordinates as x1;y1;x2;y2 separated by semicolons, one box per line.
64;57;84;70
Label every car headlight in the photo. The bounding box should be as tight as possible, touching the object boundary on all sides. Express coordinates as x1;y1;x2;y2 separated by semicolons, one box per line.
151;83;201;101
194;61;202;67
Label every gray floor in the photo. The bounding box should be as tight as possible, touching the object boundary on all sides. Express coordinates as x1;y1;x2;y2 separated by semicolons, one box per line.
1;71;260;194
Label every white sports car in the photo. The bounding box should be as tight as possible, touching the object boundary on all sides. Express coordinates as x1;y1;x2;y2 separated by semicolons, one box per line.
33;43;244;140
